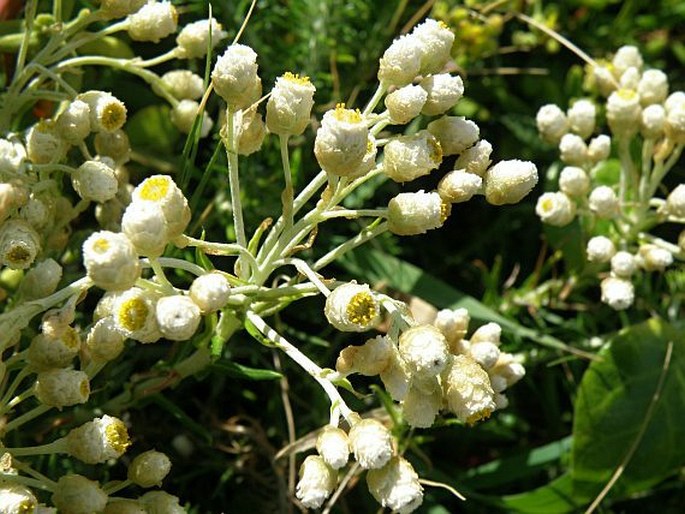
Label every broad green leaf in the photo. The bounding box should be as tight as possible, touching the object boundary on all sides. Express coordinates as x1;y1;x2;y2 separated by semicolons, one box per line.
571;318;685;499
500;473;586;513
211;360;282;381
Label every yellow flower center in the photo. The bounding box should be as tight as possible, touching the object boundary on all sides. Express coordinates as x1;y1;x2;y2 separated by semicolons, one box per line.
429;138;443;164
93;237;110;253
283;71;311;85
61;327;80;350
617;88;638;101
100;102;127;131
105;419;131;454
138;176;170;202
440;200;451;223
118;297;149;332
333;103;362;124
79;378;90;399
346;292;378;327
7;245;31;264
18;500;37;513
541;197;554;213
466;408;492;426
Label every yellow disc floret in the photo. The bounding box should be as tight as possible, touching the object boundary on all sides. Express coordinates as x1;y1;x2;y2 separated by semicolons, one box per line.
333;103;363;124
117;297;149;332
346;291;379;327
283;71;311;85
138;176;171;202
106;418;131;454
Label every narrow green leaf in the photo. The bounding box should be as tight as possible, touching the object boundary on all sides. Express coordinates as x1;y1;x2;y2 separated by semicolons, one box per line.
211;360;282;381
499;473;585;513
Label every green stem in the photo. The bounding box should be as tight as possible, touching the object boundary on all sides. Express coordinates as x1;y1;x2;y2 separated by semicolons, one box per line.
280;134;294;231
314;221;389;271
4;405;51;433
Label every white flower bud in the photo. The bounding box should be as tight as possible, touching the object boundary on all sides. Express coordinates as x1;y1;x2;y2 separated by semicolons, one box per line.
665;184;685;217
83;231;141;290
380;345;411;401
619;67;640;91
611;251;637;278
587;236;616;263
383;130;442;182
402;383;441;428
94;129;131;163
385;84;428;125
638;69;668;105
494;393;509;410
324;282;380;332
26;122;68;164
0;219;40;269
588;134;611;163
600;277;635;310
419;73;464;116
441;354;495;424
536;104;568;144
131;175;190;238
367;457;423;514
387;190;450;235
104;500;146;514
176;18;226;59
0;182;27;224
20;194;51;230
438;169;482;203
66;415;130;464
336;335;393;376
349;419;394;469
592;65;618;96
612;45;643;77
607;89;642;137
378;34;422;87
78;90;127;133
558;166;590;197
483;160;538;206
469;341;501;370
128;450;172;488
0;485;38;514
470;322;502;345
434;308;469;346
55;100;91;143
637;244;673;271
454;139;492;177
52;475;107;514
490;353;526;388
121;201;169;257
295;455;336;509
559;133;588;166
641;104;666;138
398;325;449;379
665;91;685;112
412;19;454;75
169;100;213;137
127;0;177;42
159;70;205;100
155;295;201;341
27;328;80;370
589;186;619;218
18;258;62;300
72;160;118;203
536;192;576;227
189;272;231;313
113;287;162;343
316;426;350;470
86;317;126;361
212;44;261;108
567;99;596;139
139;491;185;514
0;136;26;174
314;105;369;176
35;369;90;408
427;115;478;156
266;73;316;136
666;102;685;142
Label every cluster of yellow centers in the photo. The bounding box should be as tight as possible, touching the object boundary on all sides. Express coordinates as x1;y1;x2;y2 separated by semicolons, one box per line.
106;418;132;454
283;71;312;85
333;103;363;124
346;291;378;327
138;176;171;202
101;101;127;131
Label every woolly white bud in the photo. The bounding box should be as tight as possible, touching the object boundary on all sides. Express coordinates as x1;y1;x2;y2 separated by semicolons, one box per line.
103;499;146;514
607;89;642;137
66;415;130;464
189;272;231;313
324;282;380;332
427;115;478;156
27;328;80;370
491;353;526;388
52;475;107;514
266;73;316;136
127;0;177;42
536;192;576;227
83;231;141;290
665;91;685;113
20;194;51;230
619;67;640;91
641;104;666;138
638;69;669;105
170;100;213;137
378;34;422;87
176;18;226;59
35;369;90;408
592;65;617;96
155;295;202;341
385;84;428;125
383;130;442;182
367;457;423;513
638;244;673;271
442;354;495;424
121;201;169;257
55;100;91;143
470;322;502;345
18;258;62;300
212;44;261;108
0;136;26;174
72;160;118;203
412;19;454;75
536;104;568;144
78;90;127;133
438;169;482;203
139;491;185;514
587;236;616;263
588;134;611;163
665;102;685;142
314;105;369;176
0;182;27;223
295;455;336;509
665;184;685;217
612;45;643;77
0;219;40;269
558;166;590;197
112;287;162;343
0;485;38;514
387;190;450;235
559;133;588;166
380;345;411;401
588;186;619;218
159;70;205;100
483;160;538;205
454;139;492;177
434;308;469;346
349;419;394;469
600;277;635;310
469;341;501;370
131;175;190;238
316;426;350;470
231;106;267;156
401;382;441;428
419;73;464;116
128;450;172;488
398;324;449;379
26;122;67;164
336;335;393;376
94;129;131;163
86;317;126;361
611;251;637;278
567;99;596;139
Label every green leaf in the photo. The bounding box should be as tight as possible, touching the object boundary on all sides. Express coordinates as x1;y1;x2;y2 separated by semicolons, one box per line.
211;360;282;381
571;318;685;499
77;36;135;59
500;473;586;513
126;104;179;155
151;394;213;443
592;158;621;186
543;219;585;273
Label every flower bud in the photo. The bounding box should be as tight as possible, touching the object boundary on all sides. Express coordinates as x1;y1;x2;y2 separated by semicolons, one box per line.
398;325;449;379
483;160;538;205
619;67;640;91
588;134;611;163
665;102;685;142
454;139;492;177
316;426;350;470
586;235;616;263
470;322;502;345
73;160;118;203
266;73;316;136
559;166;590;197
83;231;141;290
349;418;394;469
52;475;108;514
536;104;568;144
433;308;469;347
189;272;231;313
638;69;668;106
387;190;450;235
383;130;442;182
536;192;576;227
600;277;635;310
78;90;127;133
295;455;337;509
35;369;90;408
378;34;422;87
469;340;501;370
380;345;411;401
18;258;62;300
176;18;226;59
99;0;146;19
324;282;380;332
588;186;619;218
607;89;642;137
27;328;80;370
121;201;169;257
0;219;40;270
66;415;130;464
401;383;441;428
159;70;205;100
612;45;643;77
155;295;201;341
641;104;666;138
665;184;685;217
113;287;162;343
336;335;393;376
559;133;588;166
438;169;482;203
592;65;617;96
442;354;495;424
314;105;368;176
0;182;28;223
94;129;131;163
131;175;190;238
637;244;673;271
128;450;172;488
55;100;91;143
412;19;454;75
419;74;464;116
427;115;478;156
567;99;596;139
367;457;423;514
26;122;67;164
611;251;637;278
212;44;261;108
233;106;267;156
139;491;185;514
127;0;177;42
384;84;427;125
86;317;126;361
169;100;213;137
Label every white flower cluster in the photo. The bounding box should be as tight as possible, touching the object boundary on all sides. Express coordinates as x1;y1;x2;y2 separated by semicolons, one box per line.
535;45;685;310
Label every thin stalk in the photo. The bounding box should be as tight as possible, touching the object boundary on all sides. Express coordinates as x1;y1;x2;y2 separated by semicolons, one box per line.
4;405;51;433
4;439;66;457
314;221;388;271
280;134;295;231
224;106;249;278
